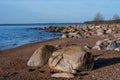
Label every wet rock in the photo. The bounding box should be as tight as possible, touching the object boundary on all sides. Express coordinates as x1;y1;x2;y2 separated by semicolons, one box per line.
51;73;74;78
48;46;94;73
27;45;57;67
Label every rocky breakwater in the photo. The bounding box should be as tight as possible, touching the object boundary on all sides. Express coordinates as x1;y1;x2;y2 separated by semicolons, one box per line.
27;45;94;78
43;24;120;38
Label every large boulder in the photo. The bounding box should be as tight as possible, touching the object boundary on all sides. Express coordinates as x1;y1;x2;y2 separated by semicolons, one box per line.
48;46;94;73
27;45;57;67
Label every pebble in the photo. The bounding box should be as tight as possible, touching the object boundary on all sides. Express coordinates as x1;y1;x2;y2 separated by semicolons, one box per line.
51;73;74;78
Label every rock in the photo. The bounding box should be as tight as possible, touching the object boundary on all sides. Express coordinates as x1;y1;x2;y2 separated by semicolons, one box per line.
27;45;57;67
68;32;77;38
96;28;105;36
61;34;68;38
106;29;112;34
48;46;94;73
95;40;103;46
51;73;74;78
96;25;101;29
62;29;69;33
114;33;120;38
107;41;120;50
92;45;101;50
114;48;120;51
93;39;110;50
84;45;92;50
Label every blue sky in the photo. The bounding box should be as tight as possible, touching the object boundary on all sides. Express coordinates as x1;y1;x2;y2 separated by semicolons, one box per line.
0;0;120;23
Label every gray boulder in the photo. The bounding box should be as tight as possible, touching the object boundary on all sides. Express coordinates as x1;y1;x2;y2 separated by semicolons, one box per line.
27;45;57;67
107;40;120;50
48;46;94;73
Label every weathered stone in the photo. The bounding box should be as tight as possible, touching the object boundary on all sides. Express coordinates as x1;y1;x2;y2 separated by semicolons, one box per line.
114;33;120;38
51;73;74;78
95;40;103;46
92;45;102;50
48;46;94;73
114;48;120;51
96;28;105;36
61;34;68;38
106;29;112;34
84;45;92;50
27;45;57;67
107;41;120;50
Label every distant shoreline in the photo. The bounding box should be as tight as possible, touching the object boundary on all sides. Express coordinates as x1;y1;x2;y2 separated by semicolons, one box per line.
84;19;120;25
0;23;83;26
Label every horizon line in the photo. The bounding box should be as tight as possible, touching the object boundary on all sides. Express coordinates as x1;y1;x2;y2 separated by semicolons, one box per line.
0;22;84;25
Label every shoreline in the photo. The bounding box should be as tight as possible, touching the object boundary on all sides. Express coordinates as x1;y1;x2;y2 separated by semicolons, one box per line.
0;24;120;80
0;35;120;80
0;38;60;51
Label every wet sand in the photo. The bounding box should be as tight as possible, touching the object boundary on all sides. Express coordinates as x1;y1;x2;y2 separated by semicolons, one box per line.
0;35;120;80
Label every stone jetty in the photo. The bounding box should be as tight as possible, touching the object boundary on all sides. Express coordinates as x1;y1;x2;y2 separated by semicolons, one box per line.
42;24;120;38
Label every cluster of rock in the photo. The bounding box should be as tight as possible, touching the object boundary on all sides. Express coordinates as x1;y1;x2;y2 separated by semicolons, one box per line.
27;45;94;78
93;38;120;51
43;24;120;38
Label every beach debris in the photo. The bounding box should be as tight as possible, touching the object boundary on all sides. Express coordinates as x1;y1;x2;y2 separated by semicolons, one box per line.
48;46;94;73
27;45;57;67
51;72;74;78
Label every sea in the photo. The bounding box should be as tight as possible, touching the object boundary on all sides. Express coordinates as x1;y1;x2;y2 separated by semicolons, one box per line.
0;23;84;50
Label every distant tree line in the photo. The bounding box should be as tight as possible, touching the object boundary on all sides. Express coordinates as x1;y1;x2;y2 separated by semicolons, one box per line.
84;12;120;24
93;12;120;21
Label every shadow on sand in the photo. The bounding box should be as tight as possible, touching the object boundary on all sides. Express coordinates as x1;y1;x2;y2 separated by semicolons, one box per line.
93;57;120;69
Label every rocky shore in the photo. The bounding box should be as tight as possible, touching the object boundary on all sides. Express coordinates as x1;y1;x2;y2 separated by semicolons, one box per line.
0;24;120;80
42;24;120;39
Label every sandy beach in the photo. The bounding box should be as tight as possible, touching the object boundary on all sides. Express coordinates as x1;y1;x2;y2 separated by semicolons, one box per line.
0;34;120;80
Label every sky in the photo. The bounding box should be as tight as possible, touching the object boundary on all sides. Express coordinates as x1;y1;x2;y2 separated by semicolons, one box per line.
0;0;120;24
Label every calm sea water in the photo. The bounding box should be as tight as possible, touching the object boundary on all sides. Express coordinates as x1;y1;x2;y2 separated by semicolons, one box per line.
0;23;83;50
